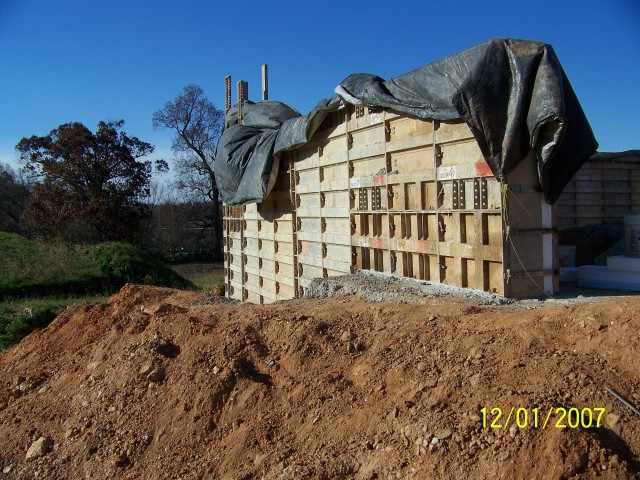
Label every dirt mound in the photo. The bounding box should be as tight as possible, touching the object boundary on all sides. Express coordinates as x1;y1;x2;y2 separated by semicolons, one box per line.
1;284;639;479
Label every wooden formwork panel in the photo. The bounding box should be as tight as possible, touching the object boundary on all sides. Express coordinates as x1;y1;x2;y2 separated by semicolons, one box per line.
347;111;553;297
292;114;358;297
275;262;296;288
322;191;350;210
297;262;324;289
434;120;475;143
222;154;298;304
296;191;321;211
351;156;386;178
347;110;384;131
295;148;319;171
260;258;275;275
387;114;434;141
388;147;434;174
244;253;259;273
223;204;245;302
500;157;556;296
224;107;558;301
581;193;633;205
557;157;640;230
274;219;293;236
320;164;350;191
346;112;514;294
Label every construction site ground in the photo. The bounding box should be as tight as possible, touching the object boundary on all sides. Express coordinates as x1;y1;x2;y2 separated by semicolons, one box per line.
1;273;639;479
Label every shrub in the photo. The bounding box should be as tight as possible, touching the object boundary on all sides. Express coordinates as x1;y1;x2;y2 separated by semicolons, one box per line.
90;242;191;289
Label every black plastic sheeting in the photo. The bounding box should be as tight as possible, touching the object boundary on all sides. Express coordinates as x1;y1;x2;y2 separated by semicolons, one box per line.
214;38;598;205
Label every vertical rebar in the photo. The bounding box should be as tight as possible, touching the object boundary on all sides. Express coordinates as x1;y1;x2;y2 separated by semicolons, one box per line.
225;75;231;112
237;80;248;125
262;64;269;101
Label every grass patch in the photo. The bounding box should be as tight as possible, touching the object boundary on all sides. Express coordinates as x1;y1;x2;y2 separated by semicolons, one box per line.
0;295;106;350
0;232;191;297
169;263;225;292
91;242;191;290
0;232;105;297
0;232;193;350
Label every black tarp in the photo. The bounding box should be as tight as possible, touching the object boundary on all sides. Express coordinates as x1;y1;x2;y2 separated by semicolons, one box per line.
214;38;598;205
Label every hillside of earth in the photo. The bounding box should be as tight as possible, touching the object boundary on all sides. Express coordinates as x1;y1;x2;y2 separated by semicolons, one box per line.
0;278;639;479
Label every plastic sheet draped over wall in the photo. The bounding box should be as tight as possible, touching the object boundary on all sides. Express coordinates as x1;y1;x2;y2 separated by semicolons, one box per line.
214;38;598;206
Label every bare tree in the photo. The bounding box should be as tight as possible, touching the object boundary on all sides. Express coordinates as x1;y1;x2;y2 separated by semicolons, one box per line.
0;163;31;232
135;178;168;247
152;85;225;260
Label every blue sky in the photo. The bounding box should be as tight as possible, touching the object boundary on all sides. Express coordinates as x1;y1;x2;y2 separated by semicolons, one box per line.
1;0;638;172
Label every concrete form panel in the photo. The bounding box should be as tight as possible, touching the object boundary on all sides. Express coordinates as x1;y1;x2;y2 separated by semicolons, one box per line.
224;106;558;301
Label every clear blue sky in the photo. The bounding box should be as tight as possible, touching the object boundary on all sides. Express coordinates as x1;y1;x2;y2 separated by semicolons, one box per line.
1;0;639;171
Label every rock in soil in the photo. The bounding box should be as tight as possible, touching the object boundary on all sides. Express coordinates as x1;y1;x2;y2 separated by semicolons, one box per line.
25;436;53;460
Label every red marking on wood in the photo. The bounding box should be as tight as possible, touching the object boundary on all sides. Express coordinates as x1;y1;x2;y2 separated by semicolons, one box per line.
475;162;493;177
373;175;385;186
370;237;383;249
416;241;430;254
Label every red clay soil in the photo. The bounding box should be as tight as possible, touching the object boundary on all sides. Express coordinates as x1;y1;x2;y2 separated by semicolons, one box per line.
0;284;639;479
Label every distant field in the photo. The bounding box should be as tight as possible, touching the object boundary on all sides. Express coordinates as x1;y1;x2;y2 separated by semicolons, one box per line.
169;263;225;292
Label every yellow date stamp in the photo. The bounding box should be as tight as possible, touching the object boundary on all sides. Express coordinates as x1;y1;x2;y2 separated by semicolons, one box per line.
480;407;606;429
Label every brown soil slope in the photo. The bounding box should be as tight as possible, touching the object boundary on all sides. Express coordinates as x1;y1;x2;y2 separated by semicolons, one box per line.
0;284;639;479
